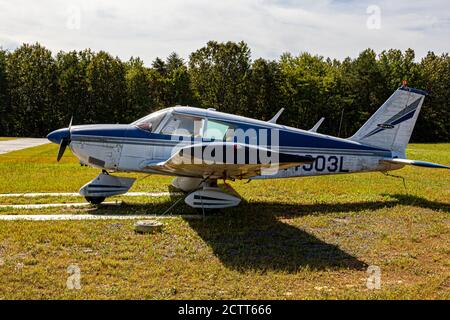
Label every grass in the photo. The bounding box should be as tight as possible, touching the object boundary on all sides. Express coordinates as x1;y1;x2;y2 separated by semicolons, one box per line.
0;137;17;141
0;143;448;299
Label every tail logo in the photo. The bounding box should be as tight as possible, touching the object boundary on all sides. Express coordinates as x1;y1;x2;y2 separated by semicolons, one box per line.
363;97;422;138
377;123;394;129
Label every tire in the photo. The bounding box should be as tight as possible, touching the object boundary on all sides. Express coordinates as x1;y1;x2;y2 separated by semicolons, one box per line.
85;196;106;205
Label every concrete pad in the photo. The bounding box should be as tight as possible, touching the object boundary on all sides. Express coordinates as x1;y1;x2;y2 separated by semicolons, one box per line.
0;138;49;154
0;214;201;221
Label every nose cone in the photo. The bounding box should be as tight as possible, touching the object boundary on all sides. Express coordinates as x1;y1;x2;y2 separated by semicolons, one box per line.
47;128;70;144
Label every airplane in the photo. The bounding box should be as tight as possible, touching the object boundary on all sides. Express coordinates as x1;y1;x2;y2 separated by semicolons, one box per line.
47;85;449;209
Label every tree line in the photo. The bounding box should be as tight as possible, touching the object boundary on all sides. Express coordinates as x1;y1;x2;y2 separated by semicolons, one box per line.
0;41;448;141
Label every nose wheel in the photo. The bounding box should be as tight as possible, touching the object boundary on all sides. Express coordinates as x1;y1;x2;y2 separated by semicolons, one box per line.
85;196;106;205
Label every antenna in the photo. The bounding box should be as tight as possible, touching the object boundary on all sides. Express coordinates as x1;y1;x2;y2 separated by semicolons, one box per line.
309;117;325;132
268;108;284;124
338;107;345;137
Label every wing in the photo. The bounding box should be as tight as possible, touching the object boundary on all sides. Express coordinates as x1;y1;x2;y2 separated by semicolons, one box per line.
141;142;314;179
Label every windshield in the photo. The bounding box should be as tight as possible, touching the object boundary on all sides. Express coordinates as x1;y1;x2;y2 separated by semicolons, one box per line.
133;110;167;133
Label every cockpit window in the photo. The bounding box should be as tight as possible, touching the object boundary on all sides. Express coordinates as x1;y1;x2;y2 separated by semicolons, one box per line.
161;114;204;137
133;111;166;133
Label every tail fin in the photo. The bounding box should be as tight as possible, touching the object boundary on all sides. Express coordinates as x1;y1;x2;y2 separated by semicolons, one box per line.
349;86;427;154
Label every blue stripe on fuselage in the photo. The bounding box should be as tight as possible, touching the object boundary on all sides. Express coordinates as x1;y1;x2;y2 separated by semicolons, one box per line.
71;125;129;139
71;122;388;152
278;130;386;151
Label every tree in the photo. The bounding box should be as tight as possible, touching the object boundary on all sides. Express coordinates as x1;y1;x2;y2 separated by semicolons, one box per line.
166;52;184;74
189;41;251;115
378;48;420;94
337;49;386;137
162;53;193;107
125;57;153;122
166;65;193;107
55;50;92;126
152;57;167;76
85;51;127;123
6;43;57;136
248;58;284;121
414;52;450;141
0;49;9;135
0;42;448;142
279;52;336;131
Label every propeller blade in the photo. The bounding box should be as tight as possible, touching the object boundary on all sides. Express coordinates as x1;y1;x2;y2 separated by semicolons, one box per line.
57;139;69;162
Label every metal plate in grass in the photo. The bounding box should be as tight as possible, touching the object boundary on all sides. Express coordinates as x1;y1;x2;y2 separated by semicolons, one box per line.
134;220;164;233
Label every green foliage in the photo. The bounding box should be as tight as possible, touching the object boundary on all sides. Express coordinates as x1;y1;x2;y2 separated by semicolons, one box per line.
85;51;127;123
248;58;284;121
0;49;9;134
189;41;251;115
165;53;193;107
0;42;448;141
6;43;57;136
279;52;337;131
55;50;92;126
414;52;450;142
125;57;153;122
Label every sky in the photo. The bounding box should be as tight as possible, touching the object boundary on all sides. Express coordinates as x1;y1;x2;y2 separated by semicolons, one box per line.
0;0;449;64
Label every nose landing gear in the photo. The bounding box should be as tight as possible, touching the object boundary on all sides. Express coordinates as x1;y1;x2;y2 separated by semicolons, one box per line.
79;172;136;205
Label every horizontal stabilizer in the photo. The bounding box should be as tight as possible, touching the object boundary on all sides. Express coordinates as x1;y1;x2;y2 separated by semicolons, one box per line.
380;158;450;169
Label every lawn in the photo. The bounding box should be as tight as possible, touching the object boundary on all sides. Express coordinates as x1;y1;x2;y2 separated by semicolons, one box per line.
0;143;448;299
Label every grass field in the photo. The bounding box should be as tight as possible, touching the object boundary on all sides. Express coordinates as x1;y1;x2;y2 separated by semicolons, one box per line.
0;137;16;141
0;143;448;299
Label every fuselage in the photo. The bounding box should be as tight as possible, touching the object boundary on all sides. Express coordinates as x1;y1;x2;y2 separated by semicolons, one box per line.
48;106;400;179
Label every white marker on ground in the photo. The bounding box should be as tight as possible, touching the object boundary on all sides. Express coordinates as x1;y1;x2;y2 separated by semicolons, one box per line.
0;201;122;209
0;214;201;221
0;192;180;198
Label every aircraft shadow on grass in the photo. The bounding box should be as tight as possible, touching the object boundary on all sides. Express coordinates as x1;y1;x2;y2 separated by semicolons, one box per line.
92;192;448;273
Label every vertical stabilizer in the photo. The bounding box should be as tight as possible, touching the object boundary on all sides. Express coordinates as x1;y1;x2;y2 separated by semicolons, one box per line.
349;86;427;154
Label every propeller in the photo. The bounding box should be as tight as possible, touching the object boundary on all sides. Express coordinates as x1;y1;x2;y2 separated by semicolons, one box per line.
56;116;73;162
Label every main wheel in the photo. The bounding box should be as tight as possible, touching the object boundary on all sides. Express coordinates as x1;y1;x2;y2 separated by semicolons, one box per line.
85;196;106;205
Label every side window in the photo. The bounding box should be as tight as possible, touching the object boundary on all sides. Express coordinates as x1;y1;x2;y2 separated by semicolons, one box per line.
161;115;204;137
204;119;234;141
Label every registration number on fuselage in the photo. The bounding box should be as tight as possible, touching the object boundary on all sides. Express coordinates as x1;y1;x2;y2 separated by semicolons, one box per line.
293;155;349;173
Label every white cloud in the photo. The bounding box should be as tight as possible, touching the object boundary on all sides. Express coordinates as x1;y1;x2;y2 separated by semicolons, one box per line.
0;0;448;64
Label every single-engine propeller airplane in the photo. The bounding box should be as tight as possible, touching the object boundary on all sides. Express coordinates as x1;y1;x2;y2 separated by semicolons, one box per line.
47;85;449;209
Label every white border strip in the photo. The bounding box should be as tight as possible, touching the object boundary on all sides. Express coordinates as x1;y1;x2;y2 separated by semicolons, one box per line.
0;192;181;198
0;202;122;209
0;214;201;221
